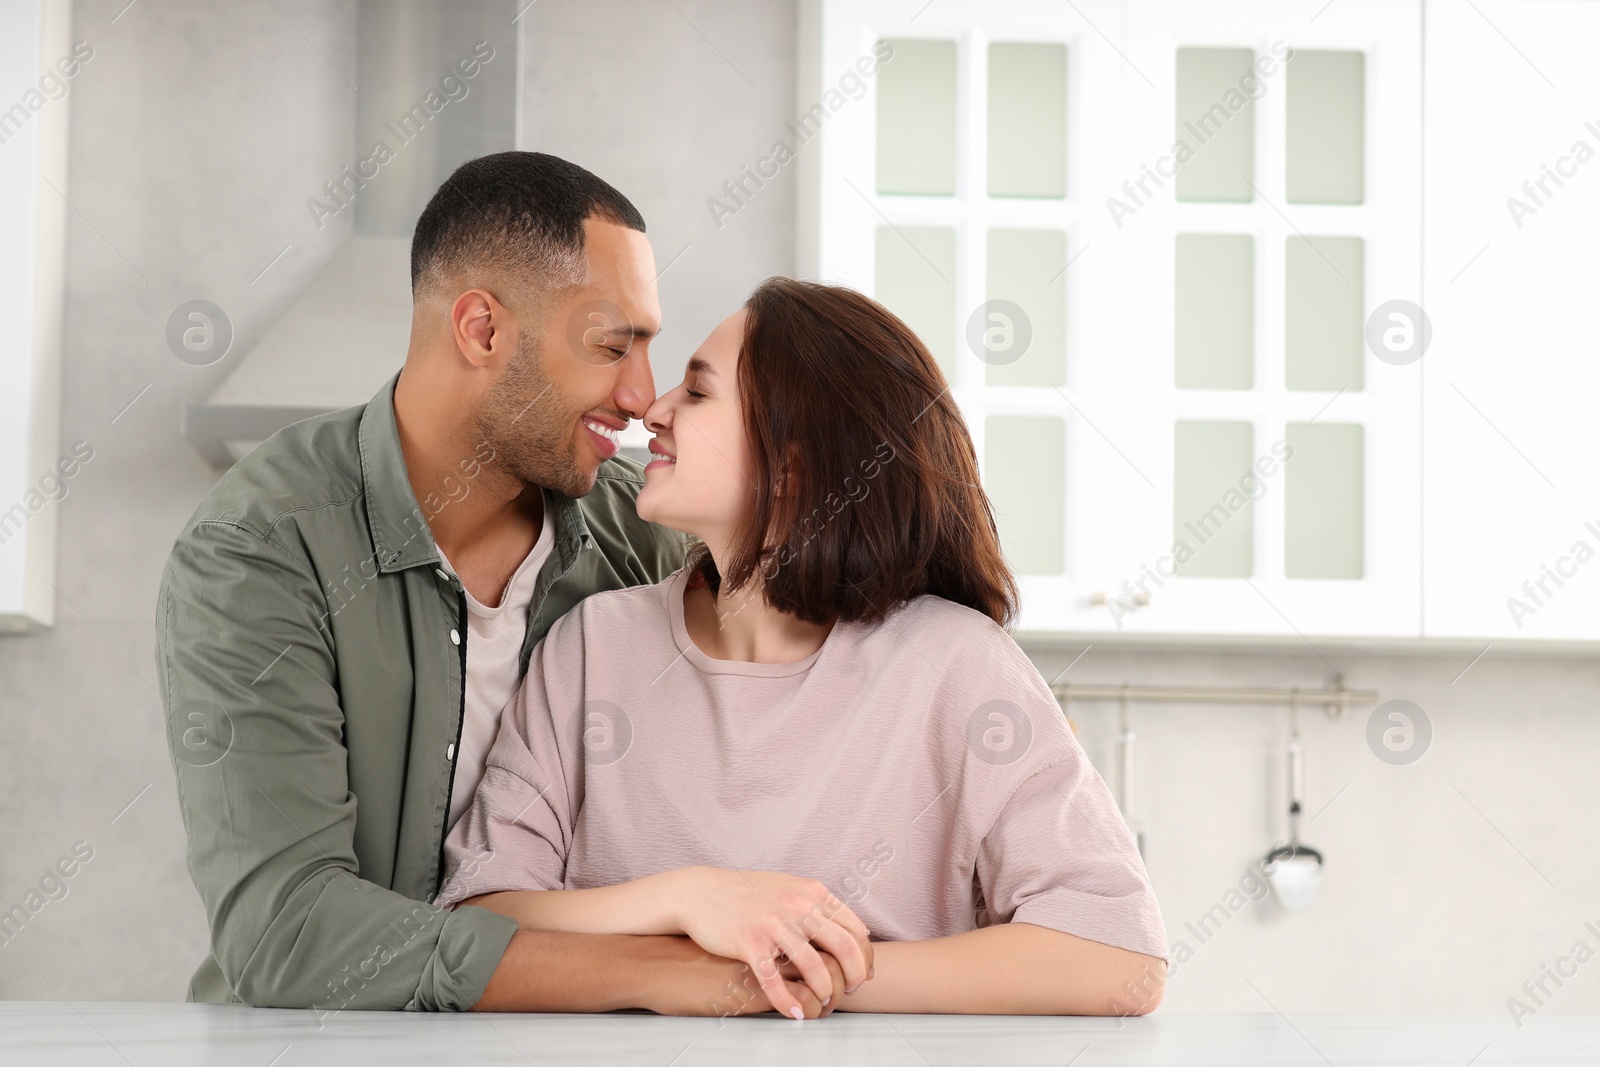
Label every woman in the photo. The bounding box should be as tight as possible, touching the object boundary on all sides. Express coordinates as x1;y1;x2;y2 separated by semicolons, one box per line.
434;278;1168;1019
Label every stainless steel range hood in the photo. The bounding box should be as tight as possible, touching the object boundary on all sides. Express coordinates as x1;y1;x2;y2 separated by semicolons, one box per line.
184;0;518;467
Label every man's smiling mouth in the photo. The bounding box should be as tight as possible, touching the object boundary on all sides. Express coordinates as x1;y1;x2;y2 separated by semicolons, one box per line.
582;415;622;457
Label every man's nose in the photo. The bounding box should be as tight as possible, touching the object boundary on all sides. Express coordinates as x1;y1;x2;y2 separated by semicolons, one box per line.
615;346;657;420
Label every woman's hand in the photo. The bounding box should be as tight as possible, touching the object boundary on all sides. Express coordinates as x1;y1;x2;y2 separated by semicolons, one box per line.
664;866;875;1021
638;935;851;1020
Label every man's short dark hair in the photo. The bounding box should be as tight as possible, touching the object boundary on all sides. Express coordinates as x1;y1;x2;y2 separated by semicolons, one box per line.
410;151;646;307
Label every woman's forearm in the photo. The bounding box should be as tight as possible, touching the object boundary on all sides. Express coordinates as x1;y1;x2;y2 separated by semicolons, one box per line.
835;922;1166;1016
461;868;689;936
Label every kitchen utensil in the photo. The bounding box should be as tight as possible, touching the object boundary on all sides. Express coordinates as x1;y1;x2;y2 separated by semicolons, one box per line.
1264;692;1323;910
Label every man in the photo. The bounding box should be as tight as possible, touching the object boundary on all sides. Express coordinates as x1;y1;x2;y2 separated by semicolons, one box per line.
156;152;857;1016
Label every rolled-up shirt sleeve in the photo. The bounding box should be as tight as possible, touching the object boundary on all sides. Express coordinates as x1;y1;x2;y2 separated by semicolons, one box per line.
974;744;1170;963
435;617;580;910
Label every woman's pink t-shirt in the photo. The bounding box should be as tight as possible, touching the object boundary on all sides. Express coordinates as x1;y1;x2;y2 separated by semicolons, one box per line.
435;565;1168;962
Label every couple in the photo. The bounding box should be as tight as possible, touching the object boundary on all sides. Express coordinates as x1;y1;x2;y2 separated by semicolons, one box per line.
157;151;1167;1019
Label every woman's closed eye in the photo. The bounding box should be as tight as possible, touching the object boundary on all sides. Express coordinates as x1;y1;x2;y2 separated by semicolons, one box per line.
686;388;707;401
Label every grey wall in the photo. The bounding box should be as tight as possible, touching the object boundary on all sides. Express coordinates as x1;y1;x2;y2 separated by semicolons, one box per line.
1;0;359;1001
2;0;1596;1019
519;0;799;382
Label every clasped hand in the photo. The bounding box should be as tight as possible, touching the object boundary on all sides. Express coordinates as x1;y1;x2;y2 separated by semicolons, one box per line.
665;865;875;1020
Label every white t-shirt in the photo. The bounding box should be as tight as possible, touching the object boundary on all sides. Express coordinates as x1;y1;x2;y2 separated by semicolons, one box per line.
436;493;555;833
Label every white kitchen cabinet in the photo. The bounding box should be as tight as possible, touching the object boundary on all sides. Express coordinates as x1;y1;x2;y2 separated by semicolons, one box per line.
0;0;72;633
1103;0;1422;640
799;0;1133;636
801;0;1596;645
1420;0;1600;642
802;0;1423;640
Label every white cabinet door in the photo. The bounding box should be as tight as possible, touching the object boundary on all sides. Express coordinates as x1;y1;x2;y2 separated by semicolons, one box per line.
802;0;1427;640
0;0;71;633
1099;0;1422;639
1422;0;1600;641
801;0;1136;636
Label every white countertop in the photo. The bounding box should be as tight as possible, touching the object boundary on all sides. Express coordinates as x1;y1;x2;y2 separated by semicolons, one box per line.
1;1003;1594;1065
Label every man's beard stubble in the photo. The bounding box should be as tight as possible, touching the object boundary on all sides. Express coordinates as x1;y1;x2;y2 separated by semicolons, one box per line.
473;332;593;500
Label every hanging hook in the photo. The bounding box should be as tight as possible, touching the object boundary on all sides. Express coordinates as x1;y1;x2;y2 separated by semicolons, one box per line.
1287;689;1304;847
1325;677;1349;720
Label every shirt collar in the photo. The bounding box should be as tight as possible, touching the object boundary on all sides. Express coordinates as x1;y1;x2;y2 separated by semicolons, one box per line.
358;369;592;575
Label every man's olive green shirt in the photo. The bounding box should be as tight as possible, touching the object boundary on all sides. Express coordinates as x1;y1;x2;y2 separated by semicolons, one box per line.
155;371;686;1011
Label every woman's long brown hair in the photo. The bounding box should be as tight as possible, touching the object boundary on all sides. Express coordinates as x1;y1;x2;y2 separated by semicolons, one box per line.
686;276;1019;629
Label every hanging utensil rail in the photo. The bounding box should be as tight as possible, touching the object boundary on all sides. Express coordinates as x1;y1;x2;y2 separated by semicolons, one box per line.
1050;682;1377;719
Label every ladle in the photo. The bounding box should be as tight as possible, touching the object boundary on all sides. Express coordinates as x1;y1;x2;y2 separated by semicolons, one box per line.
1264;690;1323;910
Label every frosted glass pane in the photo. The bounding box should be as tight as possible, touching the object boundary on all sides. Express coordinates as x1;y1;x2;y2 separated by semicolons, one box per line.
984;229;1065;386
985;416;1065;575
1173;421;1254;578
988;42;1067;198
1175;48;1255;203
877;39;957;195
1286;236;1364;392
1285;422;1364;579
1175;234;1254;389
1287;50;1364;204
876;226;956;379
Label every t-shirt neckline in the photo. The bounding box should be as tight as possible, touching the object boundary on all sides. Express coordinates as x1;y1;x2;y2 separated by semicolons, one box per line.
436;490;554;619
665;565;834;678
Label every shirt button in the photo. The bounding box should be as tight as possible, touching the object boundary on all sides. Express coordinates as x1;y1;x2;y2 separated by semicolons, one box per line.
446;743;456;760
450;629;460;645
435;568;450;581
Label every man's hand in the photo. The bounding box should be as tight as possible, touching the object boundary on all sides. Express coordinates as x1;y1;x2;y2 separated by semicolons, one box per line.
662;866;874;1020
643;935;854;1020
